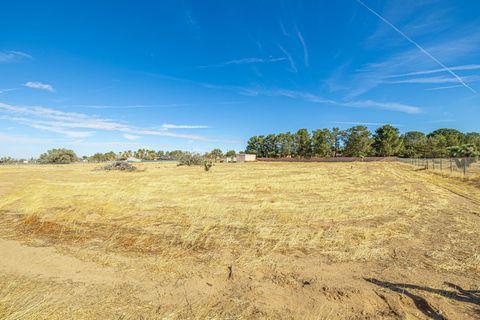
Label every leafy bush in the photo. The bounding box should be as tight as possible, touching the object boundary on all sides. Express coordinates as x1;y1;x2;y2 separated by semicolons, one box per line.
0;157;16;164
177;153;204;166
447;144;479;157
204;160;213;171
38;148;78;164
103;161;137;171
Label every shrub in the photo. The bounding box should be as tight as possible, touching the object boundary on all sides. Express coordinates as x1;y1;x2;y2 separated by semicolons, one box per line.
177;153;204;166
38;148;78;164
103;161;137;171
204;160;213;171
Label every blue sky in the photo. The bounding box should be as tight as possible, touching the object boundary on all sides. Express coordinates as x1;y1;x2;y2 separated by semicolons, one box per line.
1;0;480;158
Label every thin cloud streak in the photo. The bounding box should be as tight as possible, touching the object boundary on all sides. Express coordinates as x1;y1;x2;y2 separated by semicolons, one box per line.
0;133;54;144
123;134;140;140
198;57;286;68
356;0;477;94
0;51;31;63
161;123;209;129
333;121;403;127
24;81;55;92
296;30;309;67
278;45;297;72
388;64;480;78
425;84;465;91
0;102;208;140
239;88;421;114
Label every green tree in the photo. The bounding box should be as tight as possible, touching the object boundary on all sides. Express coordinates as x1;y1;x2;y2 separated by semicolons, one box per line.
447;144;479;157
263;134;279;157
39;148;78;164
372;125;403;156
343;126;373;157
331;127;343;157
295;129;312;158
246;135;266;157
402;131;427;158
465;132;480;149
277;132;296;157
208;148;224;162
426;135;448;158
427;128;465;148
225;150;236;157
312;128;334;157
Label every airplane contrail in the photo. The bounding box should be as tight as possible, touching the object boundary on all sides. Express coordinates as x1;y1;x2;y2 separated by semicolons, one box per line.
356;0;477;94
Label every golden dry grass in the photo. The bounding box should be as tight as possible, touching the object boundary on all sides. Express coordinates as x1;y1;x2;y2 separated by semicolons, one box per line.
0;162;479;319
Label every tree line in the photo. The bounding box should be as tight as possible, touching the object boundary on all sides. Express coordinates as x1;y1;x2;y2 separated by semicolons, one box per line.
28;148;238;164
245;125;480;158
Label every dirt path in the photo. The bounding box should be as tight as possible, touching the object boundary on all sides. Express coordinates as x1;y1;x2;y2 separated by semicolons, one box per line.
0;238;124;284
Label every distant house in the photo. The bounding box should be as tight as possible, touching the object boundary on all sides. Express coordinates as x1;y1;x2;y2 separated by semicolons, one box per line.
236;154;256;162
126;157;142;163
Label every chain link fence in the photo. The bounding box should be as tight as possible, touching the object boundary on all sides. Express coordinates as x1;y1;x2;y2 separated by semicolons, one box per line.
397;157;480;176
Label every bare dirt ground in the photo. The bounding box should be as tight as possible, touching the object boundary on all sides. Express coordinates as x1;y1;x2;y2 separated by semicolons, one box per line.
0;162;479;319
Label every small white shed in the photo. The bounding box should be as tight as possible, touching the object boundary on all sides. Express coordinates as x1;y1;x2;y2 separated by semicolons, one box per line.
236;154;256;162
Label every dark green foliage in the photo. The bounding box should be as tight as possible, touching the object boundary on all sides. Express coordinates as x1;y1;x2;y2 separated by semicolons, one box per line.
427;128;465;147
38;148;78;164
204;160;213;171
465;132;480;149
245;135;264;156
447;144;479;157
295;128;312;158
0;157;16;164
90;151;117;162
208;148;223;162
277;132;295;157
343;126;373;157
373;125;403;156
225;150;236;157
312;128;334;157
402;131;427;158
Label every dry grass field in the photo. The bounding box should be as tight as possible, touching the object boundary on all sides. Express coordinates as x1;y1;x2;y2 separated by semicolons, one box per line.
0;162;479;319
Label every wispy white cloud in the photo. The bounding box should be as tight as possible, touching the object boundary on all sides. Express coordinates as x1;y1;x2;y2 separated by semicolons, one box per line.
388;64;480;78
425;84;465;91
356;0;477;94
296;30;309;67
0;51;31;63
80;105;153;109
24;81;55;92
0;102;208;140
0;88;16;95
343;100;420;114
198;57;286;68
387;75;480;85
238;87;421;114
161;123;209;130
28;124;94;138
427;119;456;123
0;133;53;144
333;121;403;127
278;45;297;72
123;133;140;140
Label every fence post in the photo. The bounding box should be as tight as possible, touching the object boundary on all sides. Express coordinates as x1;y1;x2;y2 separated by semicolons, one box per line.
450;158;453;172
440;159;442;171
464;157;467;176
